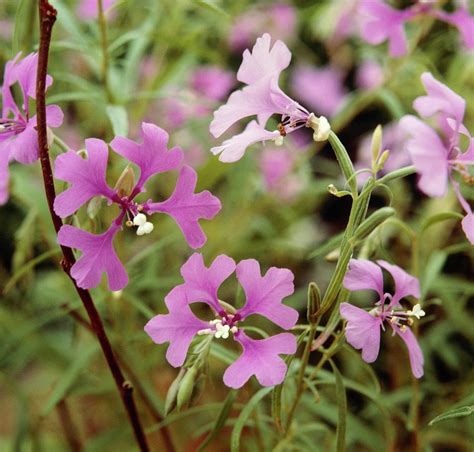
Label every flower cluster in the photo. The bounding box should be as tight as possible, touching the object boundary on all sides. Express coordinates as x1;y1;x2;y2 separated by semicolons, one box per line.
400;73;473;244
0;52;63;204
54;122;221;291
340;259;425;378
210;33;331;163
145;253;298;388
359;0;474;57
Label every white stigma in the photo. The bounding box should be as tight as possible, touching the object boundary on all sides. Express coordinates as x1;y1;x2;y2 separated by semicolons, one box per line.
133;213;154;236
197;319;238;340
407;304;426;320
273;135;284;146
307;113;331;142
214;322;231;339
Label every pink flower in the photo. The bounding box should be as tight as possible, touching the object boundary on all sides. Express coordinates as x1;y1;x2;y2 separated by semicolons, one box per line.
54;123;221;290
435;7;474;50
210;34;330;162
399;73;473;243
291;65;348;118
340;259;424;378
358;0;416;57
190;66;234;102
77;0;117;20
229;3;297;53
145;253;298;388
0;53;63;204
355;60;384;90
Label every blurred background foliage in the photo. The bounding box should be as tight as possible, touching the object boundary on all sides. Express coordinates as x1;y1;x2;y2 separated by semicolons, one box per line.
0;0;473;450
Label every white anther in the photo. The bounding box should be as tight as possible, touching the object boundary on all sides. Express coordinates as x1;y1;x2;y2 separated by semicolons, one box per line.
407;304;426;320
209;319;220;325
399;325;407;333
307;113;331;142
133;213;154;236
230;326;238;333
273;135;284;146
214;323;230;339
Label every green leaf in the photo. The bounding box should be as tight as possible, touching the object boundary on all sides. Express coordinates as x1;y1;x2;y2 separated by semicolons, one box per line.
329;359;347;452
106;104;129;137
197;390;237;451
328;132;357;195
429;405;474;426
41;345;97;416
231;387;272;452
12;0;36;55
195;0;230;17
352;207;395;242
377;166;416;184
420;211;464;234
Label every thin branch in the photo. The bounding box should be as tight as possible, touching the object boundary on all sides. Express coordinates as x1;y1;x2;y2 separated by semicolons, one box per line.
36;2;150;450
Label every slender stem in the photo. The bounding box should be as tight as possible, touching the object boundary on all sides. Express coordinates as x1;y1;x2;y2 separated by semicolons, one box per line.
36;2;149;451
97;0;112;101
284;325;318;432
56;399;82;452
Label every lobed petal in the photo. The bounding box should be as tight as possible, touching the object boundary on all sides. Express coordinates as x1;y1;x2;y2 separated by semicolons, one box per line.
57;222;128;291
147;165;221;249
237;33;292;85
210;120;280;163
391;324;424;378
223;331;297;388
398;115;450;197
236;259;297;329
377;260;420;306
54;138;116;217
0;141;13;205
343;259;384;300
110;122;183;191
144;286;209;367
340;303;382;363
178;253;236;313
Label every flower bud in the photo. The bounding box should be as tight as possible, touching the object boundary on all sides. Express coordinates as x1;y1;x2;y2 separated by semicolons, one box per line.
114;166;135;198
307;282;321;324
165;369;186;415
375;149;390;172
177;366;199;411
371;125;383;165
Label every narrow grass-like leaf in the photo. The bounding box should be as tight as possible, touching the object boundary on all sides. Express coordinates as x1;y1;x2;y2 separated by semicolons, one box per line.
231;387;272;452
329;359;347;452
197;390;237;451
429;405;474;426
106;105;129;137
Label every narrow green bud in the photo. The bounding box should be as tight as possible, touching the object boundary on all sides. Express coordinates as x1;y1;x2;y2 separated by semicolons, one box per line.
371;125;383;164
114;165;135;198
165;368;185;415
352;207;395;242
376;149;390;172
307;282;321;324
328;184;351;198
177;366;198;411
328;131;357;195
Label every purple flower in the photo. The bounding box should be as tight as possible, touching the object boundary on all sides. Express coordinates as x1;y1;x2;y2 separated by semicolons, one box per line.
229;3;297;53
340;259;424;378
190;66;234;102
355;60;384;91
54;123;221;291
210;34;331;162
144;253;298;388
399;73;473;243
435;6;474;50
1;52;63;204
359;0;416;57
77;0;117;20
291;65;348;118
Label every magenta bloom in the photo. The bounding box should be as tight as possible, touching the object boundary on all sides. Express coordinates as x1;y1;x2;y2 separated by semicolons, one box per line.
54;123;221;291
190;66;234;102
355;60;384;91
210;34;330;162
340;259;424;378
291;65;348;118
435;6;474;50
0;52;63;204
399;73;473;243
144;253;298;388
77;0;117;20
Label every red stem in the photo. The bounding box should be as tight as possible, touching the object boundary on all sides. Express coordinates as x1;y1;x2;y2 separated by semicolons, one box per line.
36;1;150;450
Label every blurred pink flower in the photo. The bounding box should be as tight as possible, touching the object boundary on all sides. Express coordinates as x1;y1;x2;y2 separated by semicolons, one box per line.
229;3;297;53
190;66;234;102
291;65;348;117
356;60;384;90
77;0;117;20
340;259;424;378
145;253;298;388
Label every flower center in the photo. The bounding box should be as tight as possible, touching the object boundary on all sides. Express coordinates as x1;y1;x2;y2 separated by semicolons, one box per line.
197;315;240;340
0;118;25;135
374;303;426;332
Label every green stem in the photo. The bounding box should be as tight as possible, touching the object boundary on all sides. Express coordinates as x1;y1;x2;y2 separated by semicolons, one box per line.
97;0;112;102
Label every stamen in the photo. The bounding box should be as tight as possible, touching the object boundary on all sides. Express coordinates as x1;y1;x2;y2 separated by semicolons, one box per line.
132;213;154;236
